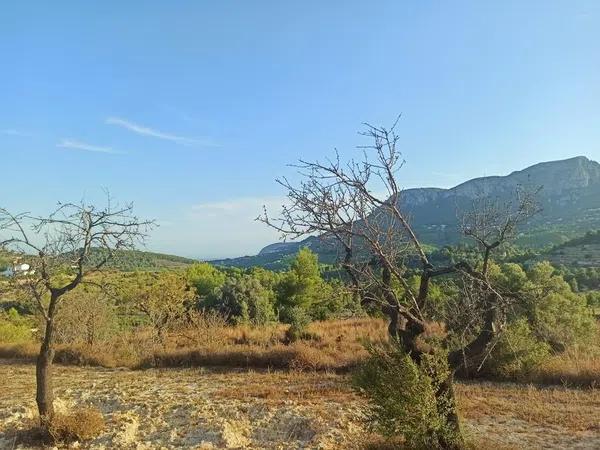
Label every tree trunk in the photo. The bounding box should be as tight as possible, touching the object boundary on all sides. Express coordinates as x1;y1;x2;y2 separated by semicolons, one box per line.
36;317;56;419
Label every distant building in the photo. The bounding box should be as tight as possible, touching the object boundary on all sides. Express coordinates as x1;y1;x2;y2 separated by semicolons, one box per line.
1;263;35;277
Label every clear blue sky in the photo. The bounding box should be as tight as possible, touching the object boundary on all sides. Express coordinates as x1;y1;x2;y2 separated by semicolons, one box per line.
1;1;599;258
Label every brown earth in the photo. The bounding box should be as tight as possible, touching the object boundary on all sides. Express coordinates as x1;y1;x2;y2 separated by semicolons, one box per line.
0;361;598;449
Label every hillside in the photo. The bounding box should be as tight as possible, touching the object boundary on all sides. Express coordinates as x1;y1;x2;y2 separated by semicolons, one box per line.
213;156;600;269
536;230;600;268
83;248;198;272
210;236;338;270
398;156;600;247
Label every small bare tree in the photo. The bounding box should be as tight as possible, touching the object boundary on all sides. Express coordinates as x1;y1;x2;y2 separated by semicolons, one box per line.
132;272;190;345
260;119;539;448
0;197;153;420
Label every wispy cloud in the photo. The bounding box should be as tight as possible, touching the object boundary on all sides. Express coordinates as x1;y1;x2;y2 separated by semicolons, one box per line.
1;129;30;137
106;116;216;147
57;138;121;154
190;197;285;218
172;196;286;258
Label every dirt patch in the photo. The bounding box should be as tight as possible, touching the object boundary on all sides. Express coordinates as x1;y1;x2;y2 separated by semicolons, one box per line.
0;361;598;449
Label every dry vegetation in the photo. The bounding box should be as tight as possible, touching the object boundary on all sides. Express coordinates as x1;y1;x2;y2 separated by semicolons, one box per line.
0;318;387;371
1;317;598;388
0;361;598;449
0;313;598;448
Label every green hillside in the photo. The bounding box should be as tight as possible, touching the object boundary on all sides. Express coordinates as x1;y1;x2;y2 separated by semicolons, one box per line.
84;248;198;271
539;231;600;268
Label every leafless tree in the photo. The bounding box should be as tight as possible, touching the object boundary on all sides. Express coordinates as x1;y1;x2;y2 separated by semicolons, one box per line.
259;119;539;448
0;196;154;420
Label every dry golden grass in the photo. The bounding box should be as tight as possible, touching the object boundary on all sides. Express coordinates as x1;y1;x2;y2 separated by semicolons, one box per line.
457;382;600;433
4;407;105;447
0;317;598;388
523;348;600;388
47;407;106;443
0;317;388;371
145;317;387;371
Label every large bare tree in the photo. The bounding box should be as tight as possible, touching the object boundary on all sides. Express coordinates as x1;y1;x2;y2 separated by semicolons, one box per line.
260;119;539;448
0;197;153;420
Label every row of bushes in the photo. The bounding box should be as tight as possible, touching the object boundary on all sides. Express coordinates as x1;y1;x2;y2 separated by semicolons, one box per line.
1;251;597;385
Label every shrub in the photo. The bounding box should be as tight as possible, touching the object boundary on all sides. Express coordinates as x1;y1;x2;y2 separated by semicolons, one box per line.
282;306;313;343
53;288;119;346
186;262;226;298
0;308;33;343
352;342;459;449
484;319;551;379
5;407;105;448
131;272;191;344
214;275;276;325
522;262;596;350
181;310;229;347
47;407;106;443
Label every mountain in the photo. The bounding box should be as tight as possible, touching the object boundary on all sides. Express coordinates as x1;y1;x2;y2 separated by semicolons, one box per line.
212;156;600;269
396;156;600;246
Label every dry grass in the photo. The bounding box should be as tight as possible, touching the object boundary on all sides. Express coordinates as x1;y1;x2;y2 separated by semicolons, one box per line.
522;348;600;388
0;318;598;388
0;317;388;371
47;407;106;443
349;435;521;450
145;317;386;371
4;407;105;447
458;382;600;433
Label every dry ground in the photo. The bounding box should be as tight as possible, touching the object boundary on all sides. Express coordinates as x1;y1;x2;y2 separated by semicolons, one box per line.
0;361;598;449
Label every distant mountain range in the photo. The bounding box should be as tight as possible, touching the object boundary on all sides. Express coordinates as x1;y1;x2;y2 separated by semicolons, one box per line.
211;156;600;269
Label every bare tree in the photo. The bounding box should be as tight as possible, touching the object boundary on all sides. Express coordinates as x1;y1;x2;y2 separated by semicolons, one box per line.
260;119;539;448
0;196;154;420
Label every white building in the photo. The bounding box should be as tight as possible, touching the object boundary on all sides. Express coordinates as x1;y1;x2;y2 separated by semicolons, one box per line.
1;263;35;277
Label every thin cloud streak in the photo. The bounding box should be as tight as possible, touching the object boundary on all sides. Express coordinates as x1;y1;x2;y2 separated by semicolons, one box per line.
57;138;121;154
1;129;30;137
190;196;286;218
106;116;216;147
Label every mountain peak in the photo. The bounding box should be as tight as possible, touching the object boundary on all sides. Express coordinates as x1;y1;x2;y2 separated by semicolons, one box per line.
518;155;597;173
217;156;600;269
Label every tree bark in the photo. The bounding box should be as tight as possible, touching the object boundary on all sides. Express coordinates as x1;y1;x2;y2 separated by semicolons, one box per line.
37;294;59;420
36;317;55;419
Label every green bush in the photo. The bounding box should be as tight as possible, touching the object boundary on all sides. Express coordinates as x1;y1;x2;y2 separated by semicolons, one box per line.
485;319;551;379
495;262;596;351
0;308;33;343
214;275;276;326
281;306;313;342
186;262;226;298
352;342;459;449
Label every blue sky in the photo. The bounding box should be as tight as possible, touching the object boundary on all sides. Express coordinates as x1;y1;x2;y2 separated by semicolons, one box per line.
1;1;599;259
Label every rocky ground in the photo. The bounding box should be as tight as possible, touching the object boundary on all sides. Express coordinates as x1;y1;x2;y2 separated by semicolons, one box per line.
0;360;598;449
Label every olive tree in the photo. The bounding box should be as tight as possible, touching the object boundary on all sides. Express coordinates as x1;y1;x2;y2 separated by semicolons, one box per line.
260;119;539;448
0;198;153;420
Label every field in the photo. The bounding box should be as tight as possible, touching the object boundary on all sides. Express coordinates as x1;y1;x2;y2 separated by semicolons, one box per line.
0;361;599;449
1;318;598;387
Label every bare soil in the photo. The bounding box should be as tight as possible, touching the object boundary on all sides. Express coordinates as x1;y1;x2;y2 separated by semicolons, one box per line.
0;361;598;449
